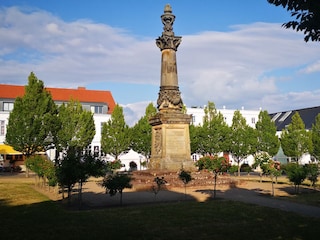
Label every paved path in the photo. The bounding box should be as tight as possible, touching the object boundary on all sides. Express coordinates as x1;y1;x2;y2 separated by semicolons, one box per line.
218;187;320;218
77;181;320;218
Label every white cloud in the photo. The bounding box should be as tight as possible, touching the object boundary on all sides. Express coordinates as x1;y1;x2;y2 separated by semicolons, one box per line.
1;7;320;124
122;101;156;127
260;90;320;113
300;60;320;74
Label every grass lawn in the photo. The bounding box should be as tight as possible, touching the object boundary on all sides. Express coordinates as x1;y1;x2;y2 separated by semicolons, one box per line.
1;176;320;240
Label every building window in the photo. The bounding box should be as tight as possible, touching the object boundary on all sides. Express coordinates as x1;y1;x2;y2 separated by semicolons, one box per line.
251;117;256;124
191;115;195;124
91;106;103;114
3;102;14;111
0;120;5;136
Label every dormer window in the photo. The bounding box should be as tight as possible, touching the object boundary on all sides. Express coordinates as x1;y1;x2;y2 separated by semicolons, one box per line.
91;105;103;114
3;102;14;111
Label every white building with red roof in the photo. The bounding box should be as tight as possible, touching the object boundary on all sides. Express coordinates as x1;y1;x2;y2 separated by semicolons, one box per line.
0;84;116;159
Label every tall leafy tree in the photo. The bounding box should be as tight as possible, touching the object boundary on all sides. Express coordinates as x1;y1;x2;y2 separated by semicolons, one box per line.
130;103;156;159
202;102;230;154
56;99;95;152
311;114;320;160
229;110;258;176
190;124;205;154
101;104;129;160
281;112;313;162
255;110;280;156
190;101;229;155
55;99;97;204
6;72;59;156
267;0;320;42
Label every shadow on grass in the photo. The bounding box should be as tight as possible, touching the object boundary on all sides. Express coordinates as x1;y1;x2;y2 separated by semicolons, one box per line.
1;195;320;240
65;188;199;210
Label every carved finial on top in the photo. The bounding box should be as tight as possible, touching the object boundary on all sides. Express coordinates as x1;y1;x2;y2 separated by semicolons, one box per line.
161;4;175;35
164;4;172;13
156;4;181;51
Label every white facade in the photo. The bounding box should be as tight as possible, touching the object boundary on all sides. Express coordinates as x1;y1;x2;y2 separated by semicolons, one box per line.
0;111;8;144
0;107;111;160
118;149;147;171
187;106;261;128
187;106;261;166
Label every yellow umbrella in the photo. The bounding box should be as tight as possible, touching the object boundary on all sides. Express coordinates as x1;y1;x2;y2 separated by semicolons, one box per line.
0;144;22;155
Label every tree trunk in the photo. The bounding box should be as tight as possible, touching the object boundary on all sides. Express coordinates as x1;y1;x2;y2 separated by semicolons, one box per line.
67;185;72;205
271;176;274;196
78;180;83;210
259;172;262;183
25;167;29;178
213;173;217;199
119;190;123;206
61;186;65;199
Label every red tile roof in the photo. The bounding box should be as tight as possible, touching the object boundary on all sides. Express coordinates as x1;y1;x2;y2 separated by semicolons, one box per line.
0;84;116;114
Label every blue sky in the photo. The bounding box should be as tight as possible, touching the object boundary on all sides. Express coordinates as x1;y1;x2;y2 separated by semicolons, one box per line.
1;0;320;125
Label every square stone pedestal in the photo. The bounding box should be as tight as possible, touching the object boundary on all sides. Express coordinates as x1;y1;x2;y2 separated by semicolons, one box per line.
149;112;195;171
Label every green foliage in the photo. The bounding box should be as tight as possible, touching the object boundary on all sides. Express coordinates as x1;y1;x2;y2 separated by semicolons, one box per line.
311;114;320;159
228;165;238;175
261;159;282;196
55;149;82;194
178;169;192;197
285;162;307;193
253;152;270;169
304;163;319;187
101;104;129;159
178;169;193;185
54;99;96;204
268;0;320;42
152;176;167;196
281;112;313;160
261;160;281;177
57;100;95;151
105;160;122;172
196;155;230;198
55;149;105;199
189;124;203;154
229;110;258;176
130;103;156;157
79;154;107;180
101;173;132;205
240;163;252;173
255;110;280;156
196;155;230;173
26;155;57;186
6;72;59;156
190;101;230;155
101;173;132;196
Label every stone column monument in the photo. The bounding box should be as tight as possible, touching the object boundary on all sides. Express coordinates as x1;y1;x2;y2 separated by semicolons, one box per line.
149;4;194;171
